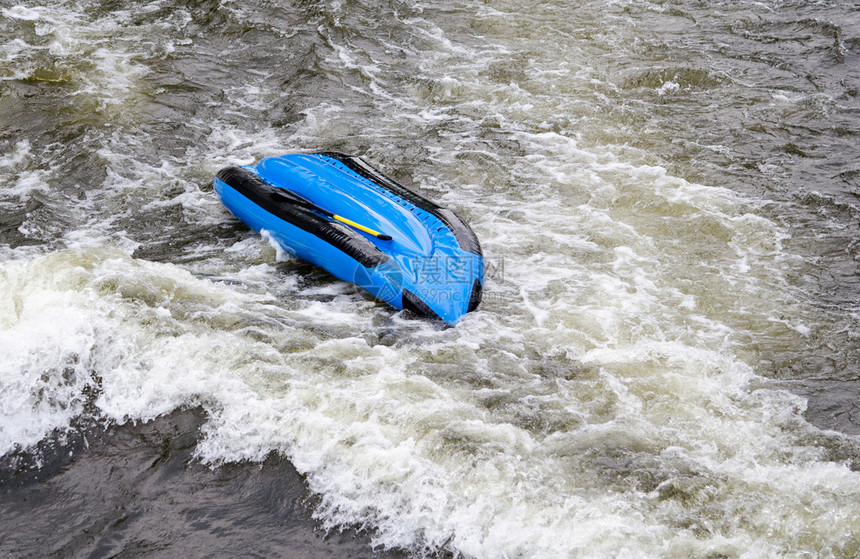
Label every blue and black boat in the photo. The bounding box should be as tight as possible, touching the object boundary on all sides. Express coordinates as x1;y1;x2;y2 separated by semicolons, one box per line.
214;153;484;322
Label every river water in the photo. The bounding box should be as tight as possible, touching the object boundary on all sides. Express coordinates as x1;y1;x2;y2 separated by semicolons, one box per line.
1;0;859;557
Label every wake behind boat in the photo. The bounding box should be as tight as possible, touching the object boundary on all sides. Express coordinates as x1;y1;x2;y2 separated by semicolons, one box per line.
214;153;484;322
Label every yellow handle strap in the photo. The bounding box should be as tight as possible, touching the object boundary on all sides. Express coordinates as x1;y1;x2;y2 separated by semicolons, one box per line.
333;214;392;241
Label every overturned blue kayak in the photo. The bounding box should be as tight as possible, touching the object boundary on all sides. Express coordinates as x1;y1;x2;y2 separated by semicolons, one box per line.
214;153;484;322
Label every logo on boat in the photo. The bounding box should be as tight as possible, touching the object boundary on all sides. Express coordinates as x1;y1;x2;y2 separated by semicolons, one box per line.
350;256;502;309
412;256;478;284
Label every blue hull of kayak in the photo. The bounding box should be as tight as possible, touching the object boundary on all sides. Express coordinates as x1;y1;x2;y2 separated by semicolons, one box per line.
214;153;483;322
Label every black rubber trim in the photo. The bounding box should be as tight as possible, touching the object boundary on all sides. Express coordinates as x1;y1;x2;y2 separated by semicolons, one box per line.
216;166;389;269
317;152;482;257
401;289;442;320
467;279;482;313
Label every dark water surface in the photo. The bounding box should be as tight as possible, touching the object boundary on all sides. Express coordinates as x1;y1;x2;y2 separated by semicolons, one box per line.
2;0;860;557
1;409;406;558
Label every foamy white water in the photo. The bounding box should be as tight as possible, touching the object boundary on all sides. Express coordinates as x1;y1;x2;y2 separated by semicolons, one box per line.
2;0;860;557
